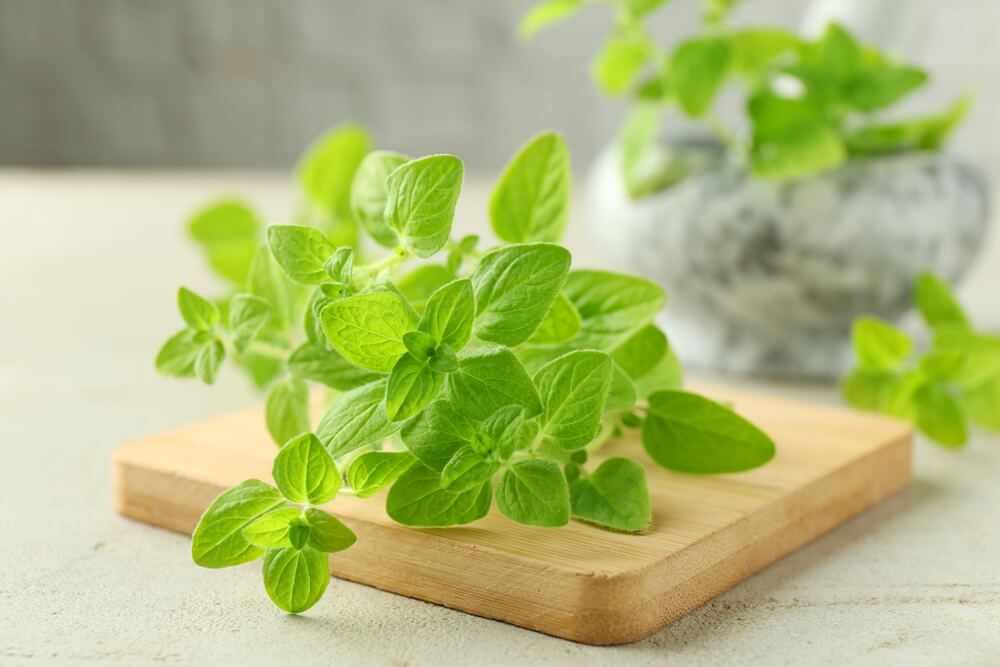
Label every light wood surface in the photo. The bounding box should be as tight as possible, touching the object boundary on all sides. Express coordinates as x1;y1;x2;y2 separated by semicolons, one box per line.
112;385;912;644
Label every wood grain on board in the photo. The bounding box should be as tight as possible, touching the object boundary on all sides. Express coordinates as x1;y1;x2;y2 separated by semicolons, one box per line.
113;386;912;645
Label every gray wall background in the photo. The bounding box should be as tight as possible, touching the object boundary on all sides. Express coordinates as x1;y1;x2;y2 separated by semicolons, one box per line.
1;0;998;175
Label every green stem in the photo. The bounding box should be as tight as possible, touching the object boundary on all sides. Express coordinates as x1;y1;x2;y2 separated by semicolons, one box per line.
248;340;292;362
353;247;410;283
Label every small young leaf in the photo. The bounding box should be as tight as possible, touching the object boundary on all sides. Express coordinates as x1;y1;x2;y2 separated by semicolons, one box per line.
727;28;800;75
570;457;651;532
846;64;927;112
845;93;971;155
246;244;303;331
562;270;665;350
272;433;341;505
347;451;416;498
471;243;571;346
243;507;301;549
496;459;570;527
384;155;464;258
528;293;581;345
519;0;583;40
915;272;969;330
265;378;311;447
288;341;381;391
748;93;845;180
320;291;419;373
297;123;371;219
228;294;271;354
592;34;648;95
669;36;732;117
489;132;571;243
187;200;260;285
841;368;898;412
267;225;337;285
155;329;203;378
191;480;285;568
324;247;354;284
914;384;967;448
535;350;613;450
419;279;475;350
400;399;477;471
480;406;538;460
386;463;492;527
178;287;219;330
441;447;500;493
403;331;437;361
852;316;912;371
642;391;776;473
385;354;445;422
428;344;459;373
303;507;357;553
350;150;409;248
261;546;330;614
315;380;401;459
195;339;225;385
447;348;542;421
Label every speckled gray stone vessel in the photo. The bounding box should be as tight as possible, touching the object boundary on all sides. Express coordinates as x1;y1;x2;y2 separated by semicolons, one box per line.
586;147;991;379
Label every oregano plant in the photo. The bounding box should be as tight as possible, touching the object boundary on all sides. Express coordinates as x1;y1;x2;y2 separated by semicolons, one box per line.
521;0;969;197
843;273;1000;448
157;127;776;613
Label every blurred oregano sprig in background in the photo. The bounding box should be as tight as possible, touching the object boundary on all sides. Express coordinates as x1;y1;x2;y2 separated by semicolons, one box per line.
521;0;970;196
155;126;776;613
843;274;1000;449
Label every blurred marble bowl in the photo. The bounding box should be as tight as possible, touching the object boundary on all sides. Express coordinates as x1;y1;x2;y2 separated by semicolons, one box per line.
586;145;991;379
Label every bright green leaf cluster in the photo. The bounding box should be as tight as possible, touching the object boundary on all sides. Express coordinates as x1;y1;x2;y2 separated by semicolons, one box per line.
843;273;1000;448
521;1;969;195
164;126;777;614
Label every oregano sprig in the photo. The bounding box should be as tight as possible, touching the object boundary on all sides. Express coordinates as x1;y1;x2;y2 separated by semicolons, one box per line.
843;273;1000;448
160;127;776;613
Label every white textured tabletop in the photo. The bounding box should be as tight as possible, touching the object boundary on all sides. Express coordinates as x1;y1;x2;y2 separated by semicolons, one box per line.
1;171;999;666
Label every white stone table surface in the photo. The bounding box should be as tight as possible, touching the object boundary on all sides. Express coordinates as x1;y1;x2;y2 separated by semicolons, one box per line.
1;170;998;666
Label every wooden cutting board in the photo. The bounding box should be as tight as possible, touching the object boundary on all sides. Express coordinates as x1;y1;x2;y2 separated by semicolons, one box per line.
112;386;912;645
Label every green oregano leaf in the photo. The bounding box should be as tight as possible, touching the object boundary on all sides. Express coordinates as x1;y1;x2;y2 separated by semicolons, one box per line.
384;154;464;258
570;457;651;532
350;150;409;248
191;480;285;568
519;0;583;40
611;324;667;381
915;272;969;331
419;278;475;350
320;290;419;373
642;391;776;473
428;344;458;373
228;294;272;354
592;33;648;95
315;379;401;459
272;433;342;505
528;293;581;345
297;123;371;219
447;348;542;421
288;341;381;391
479;406;537;459
187;200;260;285
490;132;571;243
261;546;329;614
385;353;445;422
669;36;732;117
605;362;638;412
347;451;416;498
440;447;500;493
155;329;203;378
562;270;665;350
534;350;613;450
470;243;571;346
914;384;967;448
399;399;477;471
178;286;219;330
303;507;357;553
386;463;492;527
403;330;437;361
852;316;912;372
194;339;226;385
267;225;337;285
496;459;570;527
265;378;311;447
243;507;301;549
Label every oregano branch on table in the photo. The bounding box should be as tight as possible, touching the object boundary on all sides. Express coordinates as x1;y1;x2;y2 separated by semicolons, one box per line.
521;0;970;196
843;273;1000;449
156;126;776;613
